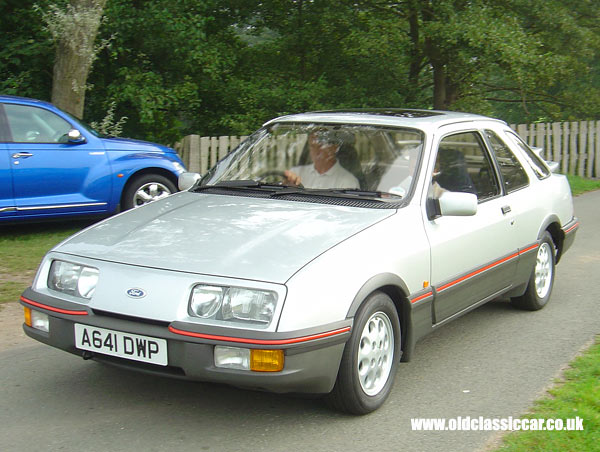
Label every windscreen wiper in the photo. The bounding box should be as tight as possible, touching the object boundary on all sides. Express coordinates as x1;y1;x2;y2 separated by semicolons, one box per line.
270;187;401;201
192;180;300;193
327;189;402;199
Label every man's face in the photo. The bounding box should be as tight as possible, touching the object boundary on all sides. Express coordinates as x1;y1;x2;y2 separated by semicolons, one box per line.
308;132;338;167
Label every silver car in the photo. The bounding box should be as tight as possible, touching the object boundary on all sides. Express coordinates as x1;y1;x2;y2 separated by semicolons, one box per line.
21;110;578;414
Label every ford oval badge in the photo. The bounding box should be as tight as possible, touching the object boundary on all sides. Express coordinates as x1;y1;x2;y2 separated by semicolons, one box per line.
126;288;147;299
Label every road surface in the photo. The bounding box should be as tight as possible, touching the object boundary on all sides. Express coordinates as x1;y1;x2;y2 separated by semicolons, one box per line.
1;191;598;452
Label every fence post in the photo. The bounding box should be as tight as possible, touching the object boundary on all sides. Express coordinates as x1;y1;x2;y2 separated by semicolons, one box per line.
517;124;528;143
200;137;210;174
218;136;229;161
552;122;561;164
569;122;578;175
578;122;587;177
561;123;569;174
186;135;199;173
586;121;594;178
537;123;546;158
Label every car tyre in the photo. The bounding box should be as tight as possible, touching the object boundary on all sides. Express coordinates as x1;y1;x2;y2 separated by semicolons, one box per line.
511;231;555;311
122;174;176;210
326;291;401;415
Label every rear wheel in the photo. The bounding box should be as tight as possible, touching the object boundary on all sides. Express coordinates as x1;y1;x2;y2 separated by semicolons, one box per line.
326;291;400;414
511;231;555;311
122;174;176;210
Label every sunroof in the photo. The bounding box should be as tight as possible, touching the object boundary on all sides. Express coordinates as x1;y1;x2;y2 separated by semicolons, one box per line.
313;109;443;118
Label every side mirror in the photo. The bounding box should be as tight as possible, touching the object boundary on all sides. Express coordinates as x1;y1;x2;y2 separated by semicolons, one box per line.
439;191;477;216
178;172;201;191
67;129;86;144
429;191;477;219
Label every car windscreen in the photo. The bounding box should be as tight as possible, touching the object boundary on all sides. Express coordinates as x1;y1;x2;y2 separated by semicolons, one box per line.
200;123;424;200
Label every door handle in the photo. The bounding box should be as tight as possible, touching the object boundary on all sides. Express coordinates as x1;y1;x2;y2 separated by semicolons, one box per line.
12;152;33;159
501;205;512;215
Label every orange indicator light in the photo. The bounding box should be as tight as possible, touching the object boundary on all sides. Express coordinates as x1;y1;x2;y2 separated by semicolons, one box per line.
24;307;32;327
250;349;284;372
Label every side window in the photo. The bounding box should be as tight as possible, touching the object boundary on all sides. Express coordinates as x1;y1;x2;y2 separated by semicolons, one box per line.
431;132;500;202
504;131;550;179
4;104;72;143
484;130;530;192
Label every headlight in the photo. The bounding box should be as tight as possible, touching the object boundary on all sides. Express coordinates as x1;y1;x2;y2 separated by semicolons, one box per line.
189;285;278;326
48;260;99;299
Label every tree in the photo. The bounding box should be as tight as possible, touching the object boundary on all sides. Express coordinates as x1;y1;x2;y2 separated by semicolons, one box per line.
41;0;108;118
0;0;54;100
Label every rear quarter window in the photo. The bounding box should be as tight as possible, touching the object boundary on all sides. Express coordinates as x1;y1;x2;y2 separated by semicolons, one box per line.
504;131;551;180
484;130;529;193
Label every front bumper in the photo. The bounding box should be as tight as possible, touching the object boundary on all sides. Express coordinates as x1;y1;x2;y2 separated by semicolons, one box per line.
20;289;351;394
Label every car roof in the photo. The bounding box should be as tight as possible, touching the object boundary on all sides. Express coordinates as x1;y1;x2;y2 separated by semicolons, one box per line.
264;109;506;131
0;94;55;108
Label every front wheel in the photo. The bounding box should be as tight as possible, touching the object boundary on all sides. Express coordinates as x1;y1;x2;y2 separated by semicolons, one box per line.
326;291;401;415
511;231;556;311
122;174;177;210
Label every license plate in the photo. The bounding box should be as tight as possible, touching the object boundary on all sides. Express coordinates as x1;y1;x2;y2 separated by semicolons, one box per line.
74;324;168;366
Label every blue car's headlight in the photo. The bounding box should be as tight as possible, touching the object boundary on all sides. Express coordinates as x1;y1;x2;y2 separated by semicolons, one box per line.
48;260;99;299
189;285;278;326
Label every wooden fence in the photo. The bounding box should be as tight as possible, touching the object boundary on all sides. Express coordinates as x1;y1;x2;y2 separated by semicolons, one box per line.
174;120;600;177
175;135;248;174
511;121;600;177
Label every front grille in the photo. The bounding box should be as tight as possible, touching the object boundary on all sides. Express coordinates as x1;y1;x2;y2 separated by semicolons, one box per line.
92;309;170;327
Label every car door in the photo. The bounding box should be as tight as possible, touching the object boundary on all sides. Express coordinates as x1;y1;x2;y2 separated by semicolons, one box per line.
482;128;540;279
423;129;520;324
0;141;14;218
2;102;112;218
0;106;15;218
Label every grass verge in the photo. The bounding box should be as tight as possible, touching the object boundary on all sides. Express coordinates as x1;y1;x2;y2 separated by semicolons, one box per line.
497;337;600;451
0;220;94;304
566;175;600;196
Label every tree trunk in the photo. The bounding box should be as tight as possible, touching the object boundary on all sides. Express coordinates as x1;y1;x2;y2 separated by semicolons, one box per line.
432;62;447;110
406;2;422;104
50;0;107;119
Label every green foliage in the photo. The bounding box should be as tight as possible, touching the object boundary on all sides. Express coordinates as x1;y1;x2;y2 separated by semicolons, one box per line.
1;0;599;143
0;0;54;100
567;175;600;196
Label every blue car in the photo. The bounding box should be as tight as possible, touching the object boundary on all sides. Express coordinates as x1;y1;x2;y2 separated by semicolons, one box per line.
0;95;186;222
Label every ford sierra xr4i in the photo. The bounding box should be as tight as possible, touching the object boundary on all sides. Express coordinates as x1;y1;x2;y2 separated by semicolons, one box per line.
21;110;578;414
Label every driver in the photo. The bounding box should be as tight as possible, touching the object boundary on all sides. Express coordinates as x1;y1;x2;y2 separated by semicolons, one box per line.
283;131;360;189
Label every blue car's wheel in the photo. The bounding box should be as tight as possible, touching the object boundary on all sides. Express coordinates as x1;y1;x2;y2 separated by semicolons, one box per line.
122;174;176;210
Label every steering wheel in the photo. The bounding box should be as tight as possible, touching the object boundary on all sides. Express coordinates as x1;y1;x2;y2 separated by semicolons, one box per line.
255;170;304;188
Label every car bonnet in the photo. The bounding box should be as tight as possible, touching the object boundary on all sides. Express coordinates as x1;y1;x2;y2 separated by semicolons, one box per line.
54;192;395;283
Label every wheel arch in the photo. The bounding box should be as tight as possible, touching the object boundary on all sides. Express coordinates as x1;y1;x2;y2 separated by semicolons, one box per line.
538;215;565;263
346;273;415;363
120;167;179;207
